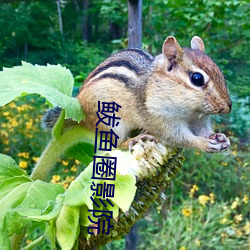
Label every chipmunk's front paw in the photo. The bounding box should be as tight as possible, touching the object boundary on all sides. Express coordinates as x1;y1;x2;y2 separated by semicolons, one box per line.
129;134;156;152
206;133;230;152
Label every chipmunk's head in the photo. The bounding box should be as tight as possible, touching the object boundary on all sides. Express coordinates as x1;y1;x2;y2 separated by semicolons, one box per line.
157;36;232;115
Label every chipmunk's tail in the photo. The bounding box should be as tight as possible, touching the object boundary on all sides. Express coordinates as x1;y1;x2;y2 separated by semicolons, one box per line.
41;106;62;130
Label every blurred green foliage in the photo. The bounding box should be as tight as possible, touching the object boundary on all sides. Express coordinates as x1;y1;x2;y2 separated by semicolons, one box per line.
0;0;249;248
0;0;249;97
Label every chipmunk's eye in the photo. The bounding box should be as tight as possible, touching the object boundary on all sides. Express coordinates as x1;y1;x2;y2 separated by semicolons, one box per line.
190;72;204;87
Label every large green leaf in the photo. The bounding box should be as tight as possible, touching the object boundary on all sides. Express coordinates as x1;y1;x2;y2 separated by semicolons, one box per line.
63;150;137;219
0;154;65;248
18;181;64;215
108;171;136;212
66;142;95;167
1;181;65;236
56;205;80;250
0;176;31;201
63;163;95;208
0;62;84;121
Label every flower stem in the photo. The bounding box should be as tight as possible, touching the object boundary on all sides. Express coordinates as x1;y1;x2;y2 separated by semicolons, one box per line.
30;125;95;181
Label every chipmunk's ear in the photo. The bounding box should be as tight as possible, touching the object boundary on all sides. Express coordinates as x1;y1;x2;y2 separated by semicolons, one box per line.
162;36;184;63
191;36;205;52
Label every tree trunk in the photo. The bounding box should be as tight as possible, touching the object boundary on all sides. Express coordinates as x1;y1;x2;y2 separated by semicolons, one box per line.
82;0;89;41
128;0;142;48
56;0;63;36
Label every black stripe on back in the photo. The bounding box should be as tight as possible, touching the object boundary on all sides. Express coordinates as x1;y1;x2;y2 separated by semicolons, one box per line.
91;60;140;79
125;48;154;62
96;73;130;85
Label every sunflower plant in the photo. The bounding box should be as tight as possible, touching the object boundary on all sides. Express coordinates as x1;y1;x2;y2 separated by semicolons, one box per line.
0;62;182;249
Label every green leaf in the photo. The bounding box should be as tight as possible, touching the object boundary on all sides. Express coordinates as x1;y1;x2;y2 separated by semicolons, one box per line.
109;171;136;212
20;181;64;213
0;62;84;122
0;231;10;250
26;199;63;221
64;164;96;208
0;176;31;201
66;142;95;166
56;205;80;250
0;154;30;181
0;182;32;216
0;154;65;244
79;205;91;227
45;220;56;249
3;210;31;238
63;149;137;231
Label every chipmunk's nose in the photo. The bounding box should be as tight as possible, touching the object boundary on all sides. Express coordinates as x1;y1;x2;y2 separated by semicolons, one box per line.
219;101;232;114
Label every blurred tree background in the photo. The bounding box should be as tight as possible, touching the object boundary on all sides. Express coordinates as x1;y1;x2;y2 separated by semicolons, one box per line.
0;0;249;249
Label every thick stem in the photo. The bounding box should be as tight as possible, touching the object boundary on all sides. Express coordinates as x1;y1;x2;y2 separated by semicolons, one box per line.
30;125;95;181
11;126;95;249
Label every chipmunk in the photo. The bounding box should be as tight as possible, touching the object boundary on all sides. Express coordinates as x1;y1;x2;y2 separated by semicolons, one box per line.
44;36;232;153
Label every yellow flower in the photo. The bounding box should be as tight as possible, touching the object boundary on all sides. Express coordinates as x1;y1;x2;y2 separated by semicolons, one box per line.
198;195;210;206
32;157;39;163
62;160;69;166
231;198;240;209
11;119;18;127
0;130;8;138
194;238;201;247
71;165;77;172
75;159;81;165
3;111;9;116
63;182;69;189
17;105;31;112
221;162;228;167
19;161;28;169
18;152;30;159
189;184;199;197
234;214;243;224
4;147;10;152
236;229;243;237
179;247;186;250
17;106;23;112
221;232;227;238
182;207;192;217
244;221;250;234
3;138;9;145
220;217;228;224
66;176;75;182
209;193;215;204
243;195;248;204
232;150;237;156
9;102;16;108
26;121;33;129
51;175;61;183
